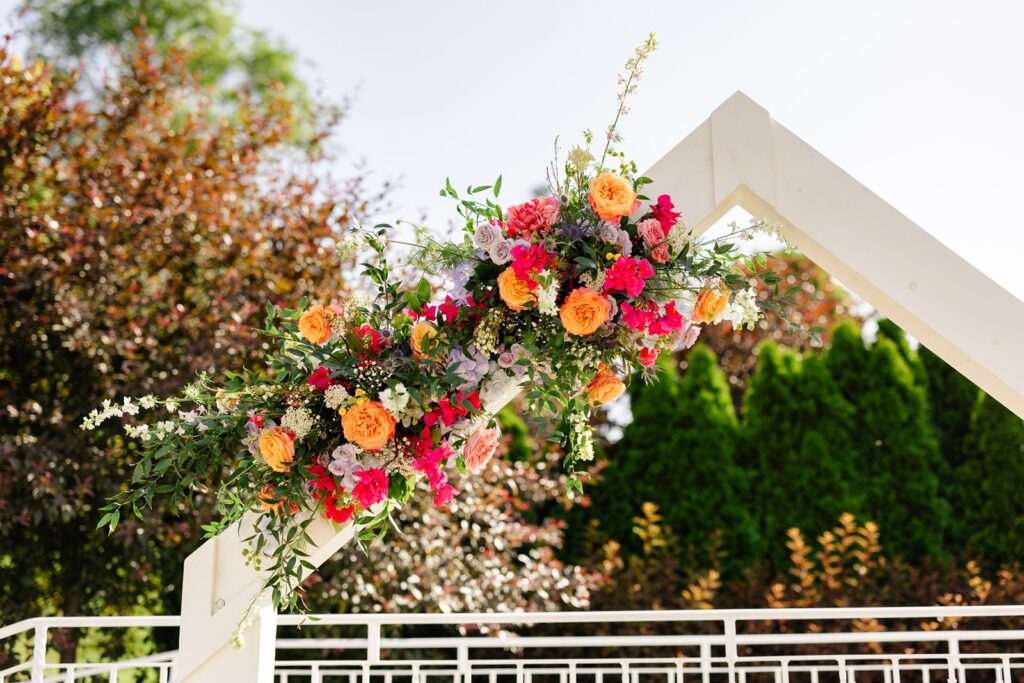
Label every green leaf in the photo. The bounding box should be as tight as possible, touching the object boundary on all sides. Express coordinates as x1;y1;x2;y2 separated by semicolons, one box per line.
494;175;503;197
416;277;431;303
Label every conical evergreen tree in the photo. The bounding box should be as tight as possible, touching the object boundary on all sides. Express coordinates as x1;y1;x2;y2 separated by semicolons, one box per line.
827;321;948;560
667;345;757;573
920;345;980;471
951;394;1024;567
588;347;754;574
741;342;861;566
875;319;928;389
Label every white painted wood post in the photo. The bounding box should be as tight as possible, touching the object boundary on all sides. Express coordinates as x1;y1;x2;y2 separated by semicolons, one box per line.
175;513;362;682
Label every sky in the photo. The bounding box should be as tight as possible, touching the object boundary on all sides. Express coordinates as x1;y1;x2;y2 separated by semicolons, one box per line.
4;1;1023;300
233;0;1024;300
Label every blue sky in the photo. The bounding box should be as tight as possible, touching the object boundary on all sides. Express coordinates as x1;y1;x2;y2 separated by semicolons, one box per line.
5;1;1023;299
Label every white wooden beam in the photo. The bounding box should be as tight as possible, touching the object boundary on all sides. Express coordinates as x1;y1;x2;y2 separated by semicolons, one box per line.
645;91;1024;419
176;514;361;682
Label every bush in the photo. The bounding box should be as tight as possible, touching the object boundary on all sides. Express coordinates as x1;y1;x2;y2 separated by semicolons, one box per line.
741;342;863;566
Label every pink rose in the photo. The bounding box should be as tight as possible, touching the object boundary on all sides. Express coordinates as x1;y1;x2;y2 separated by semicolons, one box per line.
463;427;501;471
651;244;670;263
636;218;665;247
506;197;560;241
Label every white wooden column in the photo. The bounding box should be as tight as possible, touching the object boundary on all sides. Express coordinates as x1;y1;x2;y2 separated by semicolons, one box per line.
176;514;360;682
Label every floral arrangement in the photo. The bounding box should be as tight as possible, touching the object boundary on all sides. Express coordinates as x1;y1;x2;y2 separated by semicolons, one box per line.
84;34;792;624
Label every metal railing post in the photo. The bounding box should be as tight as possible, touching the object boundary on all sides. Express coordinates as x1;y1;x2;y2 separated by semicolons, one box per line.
724;618;738;683
700;642;712;683
367;621;381;664
31;625;47;682
457;644;470;683
947;639;959;683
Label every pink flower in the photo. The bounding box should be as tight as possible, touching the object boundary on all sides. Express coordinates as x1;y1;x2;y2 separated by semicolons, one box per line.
433;482;458;507
649;301;684;336
351;468;389;508
411;440;460;507
463;427;501;471
307;366;333;392
506;196;560;241
639;347;659;367
636;218;665;246
603;257;655;298
620;301;657;332
650;194;681;233
650;244;670;264
509;243;556;288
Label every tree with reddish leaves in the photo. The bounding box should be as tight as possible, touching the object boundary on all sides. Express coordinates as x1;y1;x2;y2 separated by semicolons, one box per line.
0;36;384;662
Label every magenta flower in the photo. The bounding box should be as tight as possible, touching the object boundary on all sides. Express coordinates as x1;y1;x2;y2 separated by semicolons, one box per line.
351;468;389;508
650;194;681;233
603;257;655;298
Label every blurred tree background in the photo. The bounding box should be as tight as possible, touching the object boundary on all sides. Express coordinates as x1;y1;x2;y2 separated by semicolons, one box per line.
2;0;1024;668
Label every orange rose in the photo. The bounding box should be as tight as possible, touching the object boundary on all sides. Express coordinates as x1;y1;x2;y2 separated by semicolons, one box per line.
584;363;626;405
259;426;295;473
588;172;639;222
298;304;331;344
496;267;536;311
259;484;298;515
410;321;440;359
693;287;729;324
560;287;611;336
341;400;396;451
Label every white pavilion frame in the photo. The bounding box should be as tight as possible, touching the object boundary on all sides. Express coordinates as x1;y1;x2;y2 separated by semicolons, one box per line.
643;91;1024;421
16;92;1021;683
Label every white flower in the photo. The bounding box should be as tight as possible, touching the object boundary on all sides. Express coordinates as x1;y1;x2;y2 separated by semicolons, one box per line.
324;384;351;410
568;411;595;462
722;287;761;330
536;278;559;316
667;226;693;254
336;233;367;260
379;383;411;415
488;239;513;265
473;222;500;250
281;406;316;441
140;395;158;410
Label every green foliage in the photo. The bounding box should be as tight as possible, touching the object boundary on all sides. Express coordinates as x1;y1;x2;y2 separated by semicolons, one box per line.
741;342;862;566
587;347;755;575
920;345;980;470
22;0;311;126
876;318;928;388
497;406;536;462
826;321;948;560
952;394;1024;567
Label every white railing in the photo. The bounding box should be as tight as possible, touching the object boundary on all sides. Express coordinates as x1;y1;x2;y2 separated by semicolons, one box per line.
3;607;1024;682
